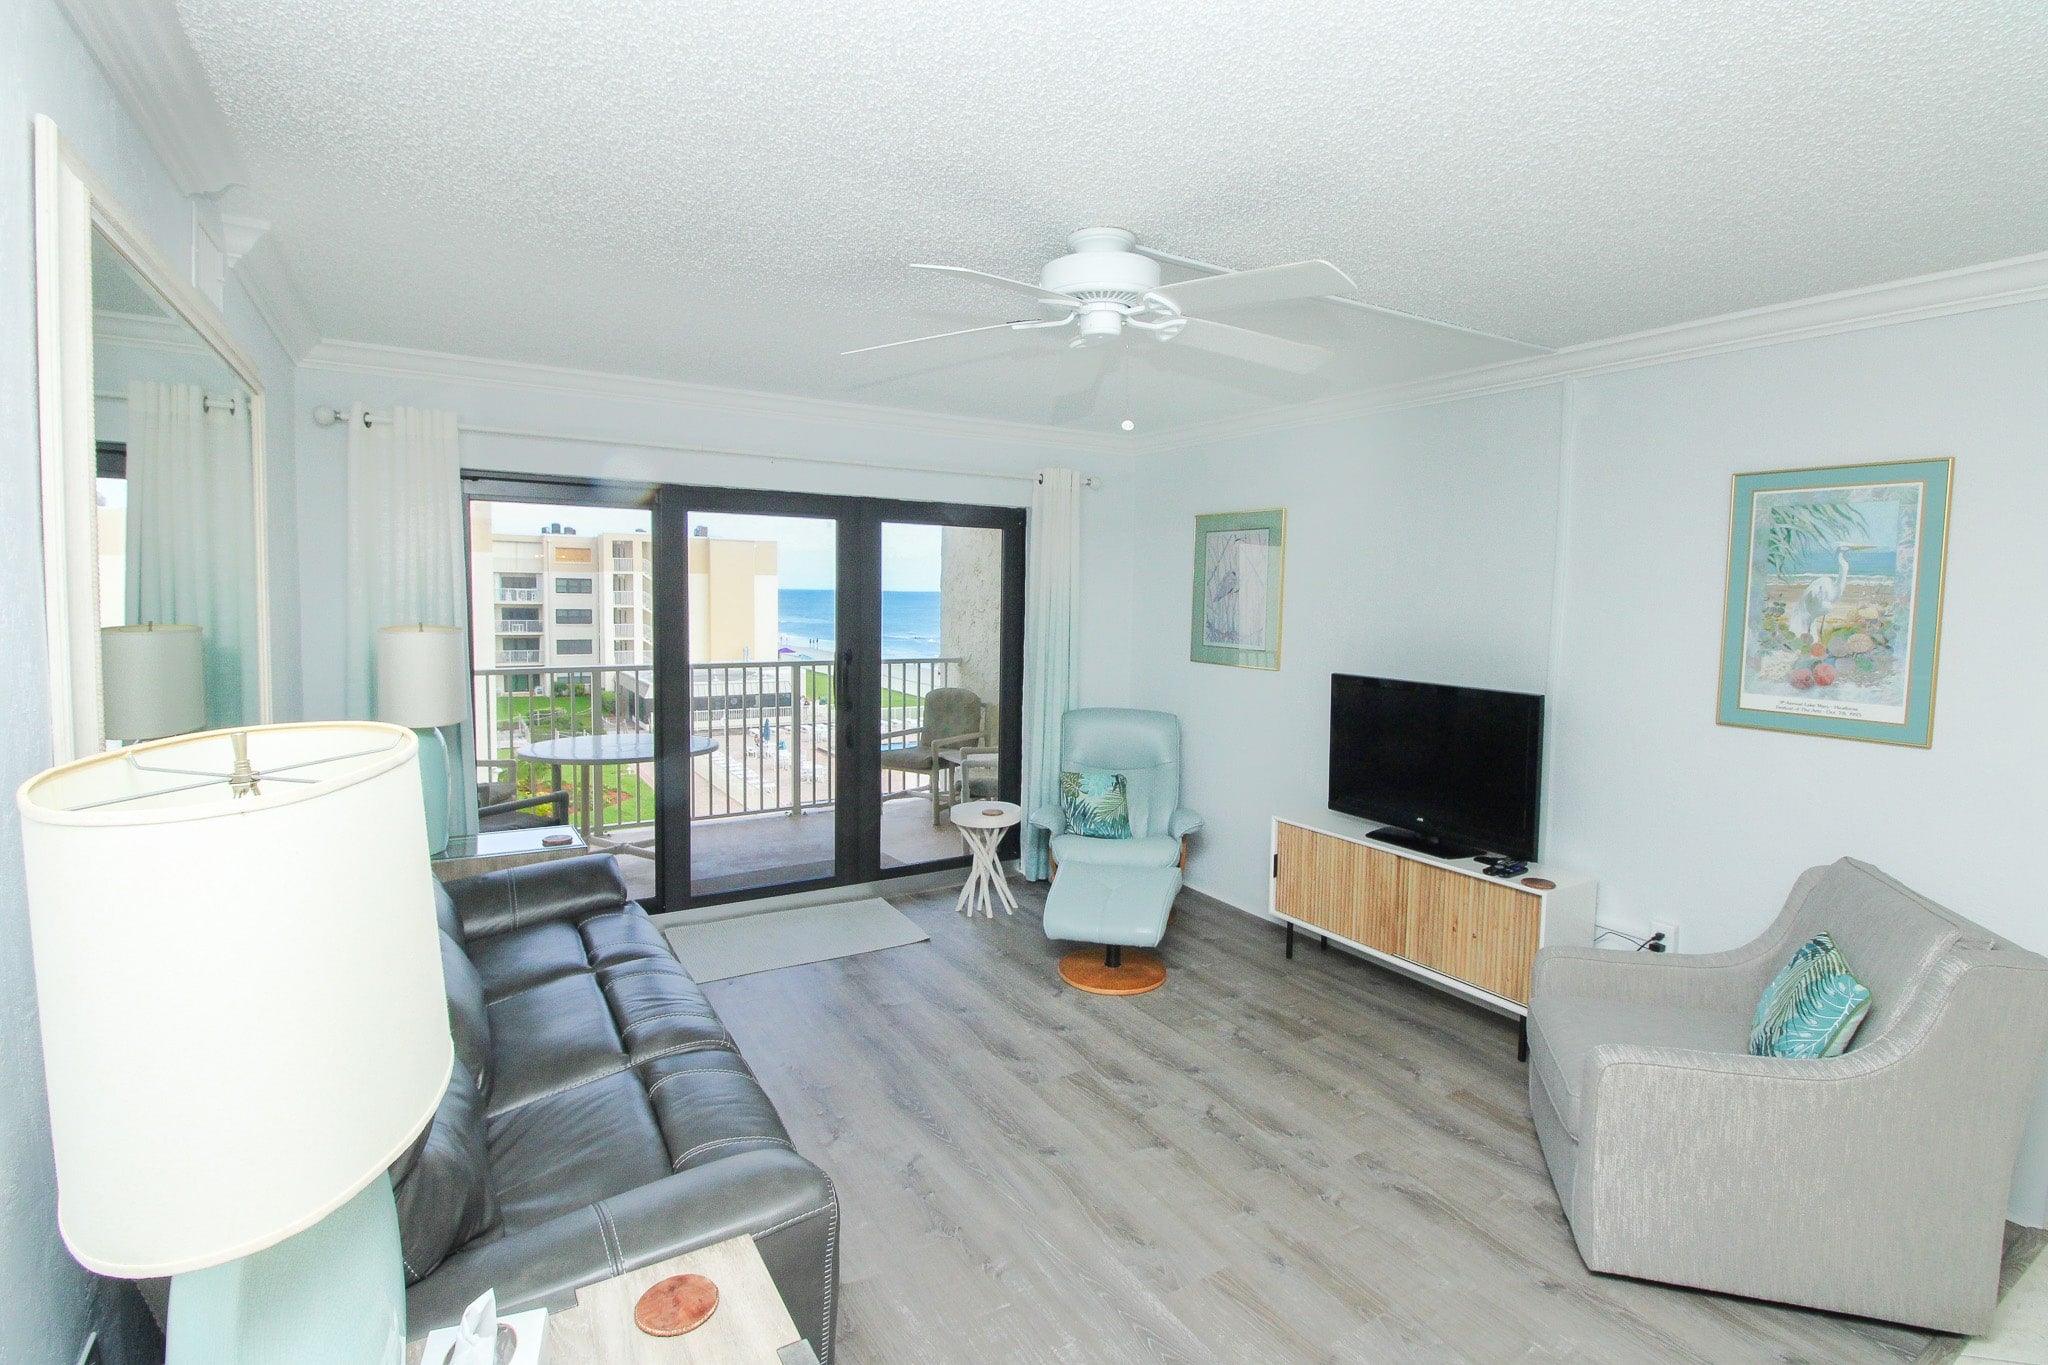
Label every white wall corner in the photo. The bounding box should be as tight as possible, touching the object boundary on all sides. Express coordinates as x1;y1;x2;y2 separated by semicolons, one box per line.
219;213;269;266
231;235;320;362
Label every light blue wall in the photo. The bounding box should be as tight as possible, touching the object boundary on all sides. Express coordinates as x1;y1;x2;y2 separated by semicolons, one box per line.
1128;387;1567;916
1128;299;2048;1225
0;3;300;1359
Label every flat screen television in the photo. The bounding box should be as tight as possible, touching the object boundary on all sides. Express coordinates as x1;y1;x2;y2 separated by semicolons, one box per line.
1328;674;1544;863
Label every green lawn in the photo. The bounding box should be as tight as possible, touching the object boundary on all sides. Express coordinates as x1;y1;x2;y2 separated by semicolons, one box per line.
802;671;919;709
500;758;654;826
496;689;611;730
491;686;651;824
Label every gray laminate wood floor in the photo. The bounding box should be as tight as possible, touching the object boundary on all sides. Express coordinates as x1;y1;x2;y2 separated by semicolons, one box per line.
700;881;1958;1364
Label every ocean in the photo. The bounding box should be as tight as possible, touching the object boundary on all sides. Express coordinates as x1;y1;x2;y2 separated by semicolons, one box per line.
778;588;942;659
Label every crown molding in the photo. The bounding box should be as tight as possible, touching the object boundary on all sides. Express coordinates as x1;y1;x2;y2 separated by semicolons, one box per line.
218;213;268;265
1135;248;2048;453
57;0;326;365
299;339;1133;455
94;309;209;356
300;232;2048;459
230;237;320;362
56;0;241;196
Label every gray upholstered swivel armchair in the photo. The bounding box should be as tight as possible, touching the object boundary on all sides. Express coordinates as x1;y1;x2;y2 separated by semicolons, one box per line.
879;687;985;824
1029;708;1201;995
1527;857;2048;1334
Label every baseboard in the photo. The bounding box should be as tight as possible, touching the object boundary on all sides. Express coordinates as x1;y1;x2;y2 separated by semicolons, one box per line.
1179;879;1273;922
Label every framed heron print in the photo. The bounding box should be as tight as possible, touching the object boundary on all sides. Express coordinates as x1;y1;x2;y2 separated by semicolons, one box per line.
1191;508;1285;669
1717;458;1951;746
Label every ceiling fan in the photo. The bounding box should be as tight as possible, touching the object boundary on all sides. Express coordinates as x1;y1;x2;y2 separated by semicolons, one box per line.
845;228;1357;376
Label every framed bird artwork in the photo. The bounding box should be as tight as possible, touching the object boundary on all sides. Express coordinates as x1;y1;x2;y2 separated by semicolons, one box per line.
1191;509;1286;669
1717;458;1952;746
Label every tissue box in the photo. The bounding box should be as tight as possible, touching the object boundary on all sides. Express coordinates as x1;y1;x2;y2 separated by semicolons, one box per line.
418;1307;547;1364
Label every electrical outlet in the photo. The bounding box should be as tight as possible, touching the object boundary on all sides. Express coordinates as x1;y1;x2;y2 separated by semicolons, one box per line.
1651;920;1679;953
75;1330;99;1365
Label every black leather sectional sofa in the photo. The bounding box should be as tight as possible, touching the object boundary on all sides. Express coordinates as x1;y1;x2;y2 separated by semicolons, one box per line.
391;855;838;1359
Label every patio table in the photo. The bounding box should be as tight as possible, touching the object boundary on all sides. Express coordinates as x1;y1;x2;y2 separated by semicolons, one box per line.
514;733;716;859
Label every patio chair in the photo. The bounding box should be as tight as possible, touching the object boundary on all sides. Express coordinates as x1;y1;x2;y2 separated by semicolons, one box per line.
477;779;569;832
879;687;985;824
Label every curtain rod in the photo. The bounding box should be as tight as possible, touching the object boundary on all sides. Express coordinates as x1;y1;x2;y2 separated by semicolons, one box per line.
95;390;243;414
310;406;1101;488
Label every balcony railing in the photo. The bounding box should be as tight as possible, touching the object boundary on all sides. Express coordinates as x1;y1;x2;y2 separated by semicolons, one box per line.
497;650;541;666
497;586;540;602
470;656;964;838
496;619;543;635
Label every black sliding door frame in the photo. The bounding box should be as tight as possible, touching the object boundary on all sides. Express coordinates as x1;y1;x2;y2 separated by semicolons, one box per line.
461;471;666;904
657;485;1024;912
463;472;1025;914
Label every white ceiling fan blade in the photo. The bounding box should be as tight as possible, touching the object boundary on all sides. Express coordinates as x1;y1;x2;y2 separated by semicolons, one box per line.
1166;317;1330;374
1148;259;1357;314
842;319;1045;357
910;263;1074;308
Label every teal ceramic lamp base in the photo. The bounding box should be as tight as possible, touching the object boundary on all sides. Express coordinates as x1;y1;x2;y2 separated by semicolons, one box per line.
167;1172;406;1365
415;725;451;856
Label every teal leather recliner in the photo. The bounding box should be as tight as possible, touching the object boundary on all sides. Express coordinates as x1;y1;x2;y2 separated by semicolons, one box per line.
1030;708;1201;994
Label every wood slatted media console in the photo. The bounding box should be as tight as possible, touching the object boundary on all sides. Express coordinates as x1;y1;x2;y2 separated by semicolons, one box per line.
1270;811;1596;1047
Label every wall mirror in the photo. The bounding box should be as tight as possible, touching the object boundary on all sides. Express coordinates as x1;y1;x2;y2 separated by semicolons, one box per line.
34;115;271;763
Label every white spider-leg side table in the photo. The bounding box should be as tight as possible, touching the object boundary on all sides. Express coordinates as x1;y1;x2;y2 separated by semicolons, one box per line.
950;800;1022;918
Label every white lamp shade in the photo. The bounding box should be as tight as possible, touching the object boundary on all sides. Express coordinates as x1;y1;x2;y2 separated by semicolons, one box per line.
101;623;205;741
375;625;469;729
16;722;453;1277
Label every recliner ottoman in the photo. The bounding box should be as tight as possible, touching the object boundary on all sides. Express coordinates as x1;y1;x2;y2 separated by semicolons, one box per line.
392;855;839;1360
1041;861;1181;949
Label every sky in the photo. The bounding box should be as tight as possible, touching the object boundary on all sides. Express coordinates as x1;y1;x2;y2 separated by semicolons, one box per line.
487;502;941;590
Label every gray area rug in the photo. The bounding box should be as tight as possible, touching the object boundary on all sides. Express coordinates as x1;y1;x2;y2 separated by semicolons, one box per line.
664;897;929;982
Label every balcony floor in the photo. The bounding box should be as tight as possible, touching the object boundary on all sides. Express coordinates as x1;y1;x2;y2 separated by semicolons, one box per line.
613;794;969;902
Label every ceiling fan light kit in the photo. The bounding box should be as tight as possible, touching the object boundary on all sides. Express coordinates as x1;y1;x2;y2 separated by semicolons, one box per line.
848;227;1358;388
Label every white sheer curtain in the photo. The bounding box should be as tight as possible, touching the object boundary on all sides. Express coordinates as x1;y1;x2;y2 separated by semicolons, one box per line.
1021;468;1081;880
125;380;257;729
343;404;478;836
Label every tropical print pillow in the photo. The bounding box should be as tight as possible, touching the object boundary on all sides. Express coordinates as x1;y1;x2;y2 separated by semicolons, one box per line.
1749;931;1872;1059
1059;769;1131;840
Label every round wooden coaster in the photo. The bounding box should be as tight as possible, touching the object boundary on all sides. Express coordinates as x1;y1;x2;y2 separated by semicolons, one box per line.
1521;876;1556;890
1057;948;1166;996
634;1274;719;1337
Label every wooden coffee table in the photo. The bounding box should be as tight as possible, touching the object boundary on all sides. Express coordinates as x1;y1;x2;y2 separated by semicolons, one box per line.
406;1234;814;1364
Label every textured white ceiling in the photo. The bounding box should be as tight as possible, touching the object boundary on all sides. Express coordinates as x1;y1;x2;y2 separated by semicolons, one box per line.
175;0;2048;433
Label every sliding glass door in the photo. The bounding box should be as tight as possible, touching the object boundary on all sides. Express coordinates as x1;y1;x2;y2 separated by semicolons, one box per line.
876;517;1025;874
653;485;1025;912
461;479;663;903
466;476;1024;913
675;508;841;899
